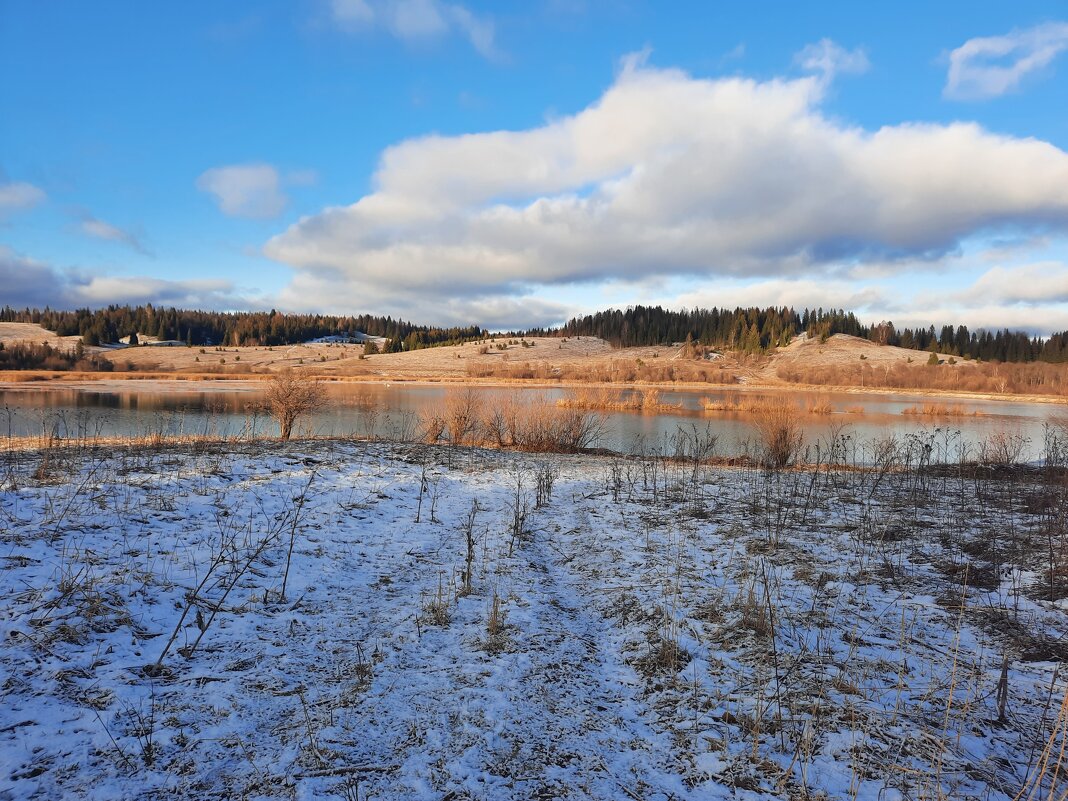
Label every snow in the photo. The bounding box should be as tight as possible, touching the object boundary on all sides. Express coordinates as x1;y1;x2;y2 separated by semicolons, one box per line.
0;440;1064;799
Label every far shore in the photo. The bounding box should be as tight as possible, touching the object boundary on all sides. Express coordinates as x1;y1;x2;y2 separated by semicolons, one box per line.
2;370;1067;408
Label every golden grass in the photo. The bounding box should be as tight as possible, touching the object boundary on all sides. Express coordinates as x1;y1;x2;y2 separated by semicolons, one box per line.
702;394;829;416
806;397;833;415
777;360;1068;398
556;387;681;412
901;403;982;417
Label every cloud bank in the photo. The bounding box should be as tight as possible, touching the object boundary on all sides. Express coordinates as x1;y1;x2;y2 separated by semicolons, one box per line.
0;246;256;311
264;55;1068;326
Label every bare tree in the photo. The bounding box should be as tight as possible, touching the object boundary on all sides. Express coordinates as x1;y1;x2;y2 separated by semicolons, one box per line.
266;371;327;441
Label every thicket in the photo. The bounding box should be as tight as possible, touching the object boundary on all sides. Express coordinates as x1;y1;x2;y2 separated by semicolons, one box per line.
0;341;113;372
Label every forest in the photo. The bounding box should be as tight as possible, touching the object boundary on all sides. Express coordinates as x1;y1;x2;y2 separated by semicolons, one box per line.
0;305;485;351
3;302;1067;364
551;305;1068;363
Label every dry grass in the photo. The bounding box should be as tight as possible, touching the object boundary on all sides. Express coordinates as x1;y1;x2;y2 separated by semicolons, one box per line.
902;403;982;417
778;357;1068;398
4;427;1068;797
556;387;680;412
806;397;833;415
751;398;804;469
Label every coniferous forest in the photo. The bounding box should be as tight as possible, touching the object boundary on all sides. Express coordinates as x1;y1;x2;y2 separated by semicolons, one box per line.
552;305;1068;363
2;302;1066;364
0;305;485;352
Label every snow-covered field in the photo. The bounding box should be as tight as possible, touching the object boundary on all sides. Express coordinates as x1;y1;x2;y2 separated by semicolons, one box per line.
1;440;1064;800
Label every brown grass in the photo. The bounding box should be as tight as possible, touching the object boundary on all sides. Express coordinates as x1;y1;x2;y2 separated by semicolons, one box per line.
751;398;804;469
702;394;831;417
806;397;833;415
901;403;982;417
777;360;1068;398
556;387;680;412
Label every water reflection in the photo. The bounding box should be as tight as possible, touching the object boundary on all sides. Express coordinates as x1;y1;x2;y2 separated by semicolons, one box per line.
1;382;1064;462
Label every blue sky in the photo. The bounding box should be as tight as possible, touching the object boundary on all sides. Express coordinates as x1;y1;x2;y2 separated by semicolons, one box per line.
2;1;1067;333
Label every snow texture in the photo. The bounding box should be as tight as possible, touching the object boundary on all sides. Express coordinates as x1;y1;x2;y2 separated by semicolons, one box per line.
0;440;1064;800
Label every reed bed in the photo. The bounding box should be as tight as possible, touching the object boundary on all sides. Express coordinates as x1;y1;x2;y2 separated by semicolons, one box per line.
555;387;682;412
902;403;983;417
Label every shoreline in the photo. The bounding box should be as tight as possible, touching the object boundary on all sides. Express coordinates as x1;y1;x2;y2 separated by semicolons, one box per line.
2;370;1067;408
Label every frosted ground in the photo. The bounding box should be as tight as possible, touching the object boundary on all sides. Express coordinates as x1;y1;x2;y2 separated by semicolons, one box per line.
0;438;1064;800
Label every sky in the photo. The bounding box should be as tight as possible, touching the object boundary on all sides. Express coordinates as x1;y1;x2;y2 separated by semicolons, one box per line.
1;1;1067;334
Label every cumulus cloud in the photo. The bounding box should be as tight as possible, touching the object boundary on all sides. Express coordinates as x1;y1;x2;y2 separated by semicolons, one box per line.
0;180;46;217
946;21;1068;100
673;279;889;316
78;215;151;255
327;0;501;60
0;245;258;311
264;59;1068;327
279;264;573;328
73;276;242;307
865;303;1068;338
196;164;288;219
958;262;1068;305
655;263;1068;338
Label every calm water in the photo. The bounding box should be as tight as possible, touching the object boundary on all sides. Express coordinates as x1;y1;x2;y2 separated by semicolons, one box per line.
1;382;1064;462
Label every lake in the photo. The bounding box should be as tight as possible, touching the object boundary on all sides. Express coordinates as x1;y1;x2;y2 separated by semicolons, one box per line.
1;381;1065;463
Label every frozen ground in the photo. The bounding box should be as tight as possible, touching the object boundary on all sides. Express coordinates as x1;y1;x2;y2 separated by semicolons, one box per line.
0;440;1065;800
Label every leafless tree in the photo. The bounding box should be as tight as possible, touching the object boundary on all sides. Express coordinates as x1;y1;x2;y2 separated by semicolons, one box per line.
266;371;327;441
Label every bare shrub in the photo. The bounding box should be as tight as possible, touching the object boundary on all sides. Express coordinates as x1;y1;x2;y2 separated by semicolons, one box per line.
979;431;1029;466
420;412;446;444
444;387;483;445
483;395;518;447
482;394;605;453
265;371;326;441
751;399;803;469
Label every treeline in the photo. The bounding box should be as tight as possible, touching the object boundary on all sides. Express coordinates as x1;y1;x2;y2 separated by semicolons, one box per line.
0;306;486;350
551;305;1068;363
0;341;113;372
549;306;804;352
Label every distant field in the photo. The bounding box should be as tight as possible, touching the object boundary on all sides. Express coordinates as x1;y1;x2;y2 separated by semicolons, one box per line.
3;323;1066;402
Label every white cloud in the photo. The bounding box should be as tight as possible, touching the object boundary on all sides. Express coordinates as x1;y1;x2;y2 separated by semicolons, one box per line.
264;59;1068;327
865;303;1068;338
0;246;255;310
330;0;374;30
958;262;1068;305
673;279;889;316
794;38;870;81
78;216;150;255
196;164;288;219
945;21;1068;100
74;276;238;307
0;181;46;216
327;0;501;60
